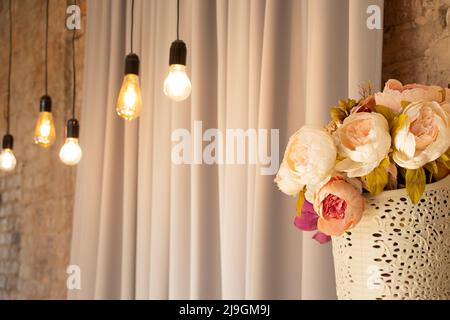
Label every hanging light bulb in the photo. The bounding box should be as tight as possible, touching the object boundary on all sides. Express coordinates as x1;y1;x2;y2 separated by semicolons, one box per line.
34;1;55;148
164;40;191;102
116;53;142;120
34;95;56;147
59;119;82;166
2;0;16;173
116;0;142;120
0;134;17;173
164;0;191;102
61;2;82;167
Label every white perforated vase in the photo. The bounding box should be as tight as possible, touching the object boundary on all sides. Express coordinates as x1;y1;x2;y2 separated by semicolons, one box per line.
332;175;450;300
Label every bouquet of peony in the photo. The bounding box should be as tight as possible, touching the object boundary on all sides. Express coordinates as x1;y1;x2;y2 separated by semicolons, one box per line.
275;80;450;244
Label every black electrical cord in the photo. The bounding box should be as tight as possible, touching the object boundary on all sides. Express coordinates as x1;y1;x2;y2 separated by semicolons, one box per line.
6;0;13;134
45;0;49;95
131;0;134;53
72;0;77;119
177;0;180;40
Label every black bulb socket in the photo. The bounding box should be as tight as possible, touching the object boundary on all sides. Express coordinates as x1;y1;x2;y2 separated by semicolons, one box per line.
125;53;140;76
66;119;80;139
40;95;52;113
169;40;187;66
2;134;14;150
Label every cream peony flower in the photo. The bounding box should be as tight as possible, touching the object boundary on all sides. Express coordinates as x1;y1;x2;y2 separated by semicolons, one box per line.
274;161;304;196
375;79;444;114
442;102;450;116
393;101;450;169
275;126;337;196
334;112;391;178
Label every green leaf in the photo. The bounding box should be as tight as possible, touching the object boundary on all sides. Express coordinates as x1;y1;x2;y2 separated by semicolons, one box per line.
435;161;450;180
338;99;347;108
440;152;450;162
338;98;357;112
380;157;391;169
374;105;396;125
362;158;390;195
440;88;446;103
437;156;450;170
424;161;438;183
391;114;409;137
400;100;412;109
436;148;450;170
347;99;357;110
330;107;348;123
425;161;438;175
296;188;306;217
405;168;426;204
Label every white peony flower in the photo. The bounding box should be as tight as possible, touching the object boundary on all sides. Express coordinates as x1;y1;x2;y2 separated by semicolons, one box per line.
393;101;450;169
334;112;391;178
275;126;337;196
441;102;450;116
274;161;304;196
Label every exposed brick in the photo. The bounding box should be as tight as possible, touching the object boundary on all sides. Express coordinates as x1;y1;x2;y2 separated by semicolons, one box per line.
383;0;450;86
0;275;7;289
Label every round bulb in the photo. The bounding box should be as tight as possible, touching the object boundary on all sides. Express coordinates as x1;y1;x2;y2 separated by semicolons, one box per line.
59;138;82;166
0;148;17;172
116;74;142;120
164;64;192;102
34;111;56;147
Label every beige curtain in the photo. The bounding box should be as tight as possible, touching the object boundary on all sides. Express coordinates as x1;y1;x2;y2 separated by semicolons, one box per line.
69;0;383;300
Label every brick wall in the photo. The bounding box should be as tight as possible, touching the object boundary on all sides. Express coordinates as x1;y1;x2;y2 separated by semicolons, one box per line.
0;0;85;300
383;0;450;87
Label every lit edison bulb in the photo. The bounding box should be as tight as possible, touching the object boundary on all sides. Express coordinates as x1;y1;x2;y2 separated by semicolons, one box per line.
34;96;56;147
34;112;56;147
164;64;192;102
0;135;17;173
0;149;17;172
116;54;142;120
116;74;142;120
59;138;82;166
59;119;82;166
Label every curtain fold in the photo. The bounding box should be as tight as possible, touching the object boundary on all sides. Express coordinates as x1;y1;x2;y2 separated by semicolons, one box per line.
70;0;384;300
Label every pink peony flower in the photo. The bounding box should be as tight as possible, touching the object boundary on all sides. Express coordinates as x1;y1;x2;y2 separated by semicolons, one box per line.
314;177;365;236
322;194;347;220
375;79;444;114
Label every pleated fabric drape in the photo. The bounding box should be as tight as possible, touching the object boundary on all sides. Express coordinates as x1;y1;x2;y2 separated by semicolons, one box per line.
69;0;384;300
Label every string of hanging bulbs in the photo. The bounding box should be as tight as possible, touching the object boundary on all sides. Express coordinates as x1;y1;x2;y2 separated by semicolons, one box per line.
116;0;192;121
1;0;81;174
2;0;188;173
33;0;81;166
